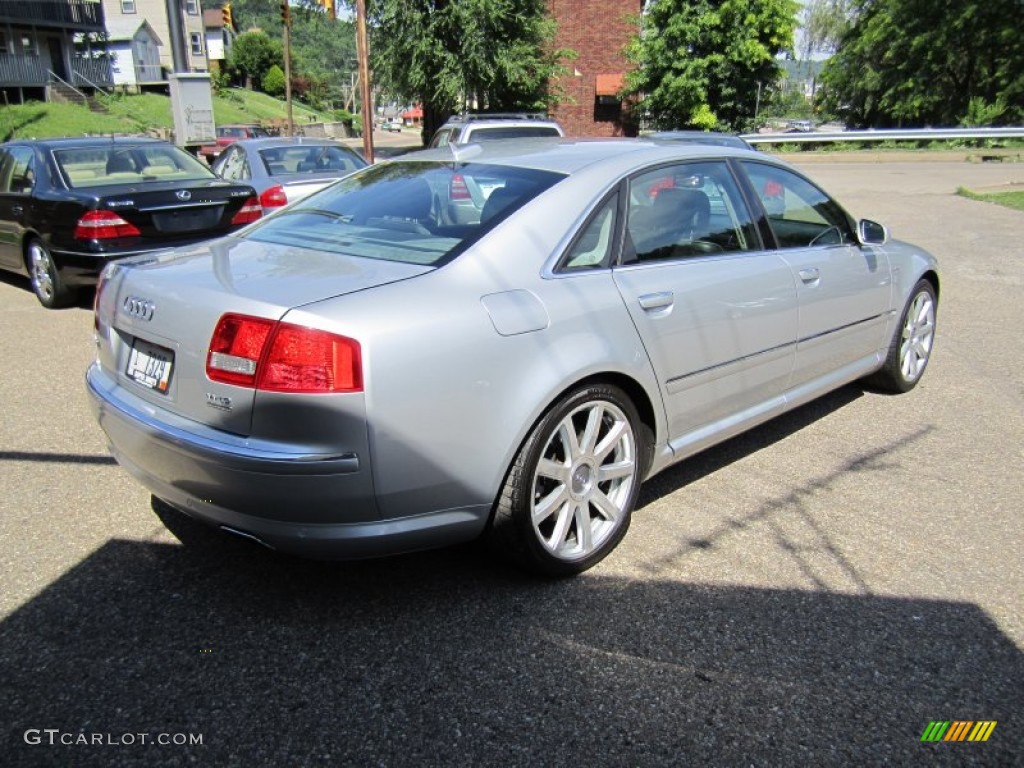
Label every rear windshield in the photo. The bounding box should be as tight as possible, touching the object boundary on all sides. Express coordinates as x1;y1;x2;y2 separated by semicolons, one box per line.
258;145;365;176
470;126;563;141
55;144;216;188
243;161;565;266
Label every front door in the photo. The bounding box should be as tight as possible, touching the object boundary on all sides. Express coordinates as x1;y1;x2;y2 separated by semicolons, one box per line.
612;160;799;453
47;38;67;81
740;161;893;390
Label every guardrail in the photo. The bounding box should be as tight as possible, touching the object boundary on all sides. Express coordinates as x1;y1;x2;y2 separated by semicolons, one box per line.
740;127;1024;145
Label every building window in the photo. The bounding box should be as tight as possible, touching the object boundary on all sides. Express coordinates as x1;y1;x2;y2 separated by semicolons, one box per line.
20;32;38;56
121;0;136;13
185;0;200;15
0;31;7;54
190;33;204;56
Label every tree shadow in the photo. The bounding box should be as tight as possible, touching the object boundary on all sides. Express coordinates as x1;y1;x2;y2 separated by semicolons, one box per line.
1;535;1019;766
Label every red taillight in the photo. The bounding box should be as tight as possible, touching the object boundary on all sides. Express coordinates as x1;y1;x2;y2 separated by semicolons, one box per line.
206;314;362;393
74;210;141;240
206;314;275;387
230;196;263;225
449;173;470;201
259;185;288;209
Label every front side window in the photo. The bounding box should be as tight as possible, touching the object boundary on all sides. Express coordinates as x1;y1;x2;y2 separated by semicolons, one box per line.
244;161;565;266
626;161;759;261
741;162;854;249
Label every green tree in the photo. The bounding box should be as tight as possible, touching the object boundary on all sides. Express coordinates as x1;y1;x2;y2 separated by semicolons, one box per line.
367;0;573;142
820;0;1024;128
623;0;799;132
263;64;287;97
227;29;283;91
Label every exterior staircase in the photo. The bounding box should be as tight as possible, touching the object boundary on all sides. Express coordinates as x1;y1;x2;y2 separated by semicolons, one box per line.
47;80;109;114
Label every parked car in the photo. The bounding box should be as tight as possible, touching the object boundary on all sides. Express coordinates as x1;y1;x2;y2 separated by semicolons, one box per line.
0;137;261;308
198;123;271;165
648;130;756;150
211;138;367;214
87;138;938;575
427;113;565;148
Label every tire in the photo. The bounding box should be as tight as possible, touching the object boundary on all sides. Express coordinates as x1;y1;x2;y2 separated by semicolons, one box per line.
27;238;76;309
867;278;937;393
490;383;649;576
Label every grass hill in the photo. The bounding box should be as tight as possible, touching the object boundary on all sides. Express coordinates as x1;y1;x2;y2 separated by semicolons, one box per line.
1;88;332;142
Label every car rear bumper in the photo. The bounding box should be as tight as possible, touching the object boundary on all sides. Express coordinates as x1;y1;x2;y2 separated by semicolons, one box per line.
85;363;488;558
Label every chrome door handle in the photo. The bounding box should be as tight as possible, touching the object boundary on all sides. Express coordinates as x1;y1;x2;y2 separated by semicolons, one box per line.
11;205;23;217
638;291;674;311
798;268;820;283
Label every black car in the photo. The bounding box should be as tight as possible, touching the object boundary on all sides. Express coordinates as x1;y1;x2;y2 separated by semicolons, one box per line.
0;137;261;308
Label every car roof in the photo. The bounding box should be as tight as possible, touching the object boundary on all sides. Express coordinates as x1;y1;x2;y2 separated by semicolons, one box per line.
229;137;357;150
647;131;754;149
393;137;775;176
3;136;167;149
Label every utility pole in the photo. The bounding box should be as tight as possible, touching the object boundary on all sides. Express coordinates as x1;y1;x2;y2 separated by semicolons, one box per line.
355;0;374;162
280;2;294;136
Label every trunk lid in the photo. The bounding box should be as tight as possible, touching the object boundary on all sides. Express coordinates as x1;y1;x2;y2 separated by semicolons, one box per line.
95;237;432;435
92;179;257;244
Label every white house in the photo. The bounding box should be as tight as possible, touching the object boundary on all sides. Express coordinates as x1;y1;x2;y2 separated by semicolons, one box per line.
105;17;163;87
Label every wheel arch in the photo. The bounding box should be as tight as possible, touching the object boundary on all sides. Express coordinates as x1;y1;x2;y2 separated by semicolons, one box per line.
920;269;940;302
487;368;661;525
20;228;46;273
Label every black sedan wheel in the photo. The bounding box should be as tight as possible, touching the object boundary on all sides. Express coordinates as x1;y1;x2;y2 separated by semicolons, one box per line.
27;239;75;309
492;383;648;576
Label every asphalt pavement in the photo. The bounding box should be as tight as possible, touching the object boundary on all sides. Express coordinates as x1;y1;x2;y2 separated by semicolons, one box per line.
1;155;1022;767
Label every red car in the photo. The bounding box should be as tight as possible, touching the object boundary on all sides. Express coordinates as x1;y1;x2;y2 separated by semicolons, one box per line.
198;124;270;165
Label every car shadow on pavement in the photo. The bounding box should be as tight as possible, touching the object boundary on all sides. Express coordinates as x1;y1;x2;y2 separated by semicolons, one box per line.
2;530;1020;766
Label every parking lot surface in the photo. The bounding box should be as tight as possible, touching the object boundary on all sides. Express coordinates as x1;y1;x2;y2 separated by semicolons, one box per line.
1;157;1022;766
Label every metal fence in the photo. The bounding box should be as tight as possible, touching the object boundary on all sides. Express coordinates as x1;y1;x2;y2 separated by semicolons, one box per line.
741;127;1024;146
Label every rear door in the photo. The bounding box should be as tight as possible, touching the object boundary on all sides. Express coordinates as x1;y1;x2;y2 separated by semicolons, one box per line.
612;160;799;449
0;146;35;269
739;161;892;389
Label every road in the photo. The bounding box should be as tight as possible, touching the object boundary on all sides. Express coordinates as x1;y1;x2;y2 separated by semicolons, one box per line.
1;157;1022;766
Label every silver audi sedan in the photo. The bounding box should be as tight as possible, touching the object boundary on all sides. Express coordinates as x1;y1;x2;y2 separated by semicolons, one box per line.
87;139;938;575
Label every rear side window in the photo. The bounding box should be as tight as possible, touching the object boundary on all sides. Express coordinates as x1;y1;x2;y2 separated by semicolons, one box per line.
245;161;565;266
626;161;759;261
0;147;35;194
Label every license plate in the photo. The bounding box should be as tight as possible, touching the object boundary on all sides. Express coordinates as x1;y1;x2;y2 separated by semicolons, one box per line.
126;339;174;393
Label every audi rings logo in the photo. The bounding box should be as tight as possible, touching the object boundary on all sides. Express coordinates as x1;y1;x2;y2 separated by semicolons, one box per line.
122;296;155;321
176;190;192;201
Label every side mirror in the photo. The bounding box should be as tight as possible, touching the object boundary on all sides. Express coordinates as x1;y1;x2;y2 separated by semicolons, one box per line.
857;219;888;246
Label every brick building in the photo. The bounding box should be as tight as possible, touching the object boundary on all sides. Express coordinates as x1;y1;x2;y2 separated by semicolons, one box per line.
548;0;643;137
